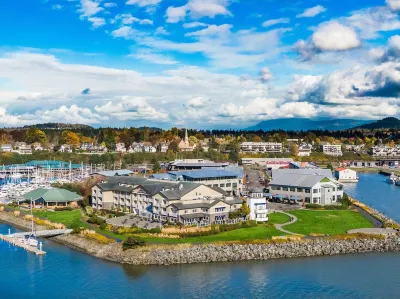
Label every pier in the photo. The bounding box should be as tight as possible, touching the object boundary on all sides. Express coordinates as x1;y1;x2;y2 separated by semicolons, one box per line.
0;234;46;255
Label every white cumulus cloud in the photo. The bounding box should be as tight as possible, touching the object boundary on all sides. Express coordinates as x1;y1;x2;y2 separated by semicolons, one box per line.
296;5;326;18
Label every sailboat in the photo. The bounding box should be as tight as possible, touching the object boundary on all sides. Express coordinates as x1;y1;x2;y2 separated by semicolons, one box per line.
27;198;38;247
387;173;398;184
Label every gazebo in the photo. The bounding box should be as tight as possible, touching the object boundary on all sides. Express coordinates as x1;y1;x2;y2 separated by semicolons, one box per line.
22;188;82;208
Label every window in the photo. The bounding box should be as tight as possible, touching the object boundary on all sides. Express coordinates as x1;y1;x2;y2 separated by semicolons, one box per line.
297;188;303;192
184;210;188;214
282;187;289;191
226;183;231;187
313;189;319;193
220;183;225;187
215;207;225;213
305;197;311;203
233;183;238;188
313;198;319;203
305;189;310;193
213;184;218;187
290;188;295;192
192;209;197;213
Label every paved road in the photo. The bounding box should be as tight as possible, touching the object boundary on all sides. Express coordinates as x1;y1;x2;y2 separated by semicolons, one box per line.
244;167;265;189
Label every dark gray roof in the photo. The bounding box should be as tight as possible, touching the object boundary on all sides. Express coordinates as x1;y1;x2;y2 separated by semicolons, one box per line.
269;173;337;188
170;201;215;209
180;213;207;219
97;182;134;192
225;197;243;205
272;168;333;178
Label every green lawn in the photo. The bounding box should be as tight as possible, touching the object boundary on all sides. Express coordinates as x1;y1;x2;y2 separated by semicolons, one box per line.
33;210;84;228
268;212;291;224
141;225;285;244
285;210;373;235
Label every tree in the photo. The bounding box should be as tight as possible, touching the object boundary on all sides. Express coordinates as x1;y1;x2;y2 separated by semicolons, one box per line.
188;136;199;146
168;141;179;153
289;143;299;156
25;128;48;144
152;161;161;173
228;150;239;162
59;131;80;147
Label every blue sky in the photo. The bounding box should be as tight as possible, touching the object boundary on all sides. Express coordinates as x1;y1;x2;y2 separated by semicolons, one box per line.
0;0;400;129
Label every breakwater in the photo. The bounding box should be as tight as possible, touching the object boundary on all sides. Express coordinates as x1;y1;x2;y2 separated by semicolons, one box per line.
1;210;400;266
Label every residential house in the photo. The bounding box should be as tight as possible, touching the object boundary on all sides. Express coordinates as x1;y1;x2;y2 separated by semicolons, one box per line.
0;144;13;152
115;143;127;153
143;143;157;153
298;143;312;157
131;142;144;153
240;142;283;153
31;142;44;151
59;144;73;153
158;143;169;153
13;142;32;155
246;188;268;222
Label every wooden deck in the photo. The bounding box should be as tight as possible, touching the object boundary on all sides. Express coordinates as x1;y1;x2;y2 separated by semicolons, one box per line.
0;234;46;255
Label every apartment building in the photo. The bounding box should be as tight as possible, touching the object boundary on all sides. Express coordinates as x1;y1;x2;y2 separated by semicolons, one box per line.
240;158;293;169
91;177;243;225
371;145;400;158
321;143;343;156
13;142;32;155
240;142;283;153
268;170;343;205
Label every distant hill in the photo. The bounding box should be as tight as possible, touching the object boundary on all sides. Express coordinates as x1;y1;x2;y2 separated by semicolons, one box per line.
22;123;94;130
247;118;370;131
354;117;400;130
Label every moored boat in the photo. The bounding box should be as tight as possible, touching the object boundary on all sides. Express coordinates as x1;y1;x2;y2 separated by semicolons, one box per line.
387;173;398;184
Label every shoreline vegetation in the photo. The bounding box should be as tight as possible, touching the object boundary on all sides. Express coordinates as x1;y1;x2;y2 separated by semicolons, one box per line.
1;194;399;266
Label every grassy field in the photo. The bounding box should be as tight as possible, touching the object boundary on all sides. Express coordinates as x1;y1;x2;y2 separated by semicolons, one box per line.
142;225;285;244
33;210;84;228
268;212;291;224
285;210;373;235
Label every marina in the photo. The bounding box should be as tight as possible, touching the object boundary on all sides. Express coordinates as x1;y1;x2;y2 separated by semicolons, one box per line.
0;234;45;255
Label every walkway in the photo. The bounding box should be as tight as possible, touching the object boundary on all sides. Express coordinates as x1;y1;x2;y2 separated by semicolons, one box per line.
273;211;304;236
10;229;73;238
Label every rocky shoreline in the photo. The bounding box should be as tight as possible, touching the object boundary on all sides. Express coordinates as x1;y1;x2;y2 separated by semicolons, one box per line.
1;211;400;266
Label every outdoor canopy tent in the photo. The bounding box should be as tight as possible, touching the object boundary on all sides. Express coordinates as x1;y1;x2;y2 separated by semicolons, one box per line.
22;188;82;206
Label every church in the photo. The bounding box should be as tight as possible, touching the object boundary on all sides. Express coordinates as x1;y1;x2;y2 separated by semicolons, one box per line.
178;129;196;152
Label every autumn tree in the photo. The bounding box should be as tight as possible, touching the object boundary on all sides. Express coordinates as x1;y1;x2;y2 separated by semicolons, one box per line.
188;136;199;146
59;131;80;147
289;143;299;156
25;128;48;144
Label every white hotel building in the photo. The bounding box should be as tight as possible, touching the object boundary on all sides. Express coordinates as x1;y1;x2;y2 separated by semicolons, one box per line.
240;142;283;153
268;169;344;205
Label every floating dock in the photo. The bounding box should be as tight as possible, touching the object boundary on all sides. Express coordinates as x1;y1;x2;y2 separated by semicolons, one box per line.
0;234;46;255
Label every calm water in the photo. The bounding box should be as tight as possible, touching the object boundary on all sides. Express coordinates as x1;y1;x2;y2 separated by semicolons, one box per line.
345;172;400;222
1;173;400;299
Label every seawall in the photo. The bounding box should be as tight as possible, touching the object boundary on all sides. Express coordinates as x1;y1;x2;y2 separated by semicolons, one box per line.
1;211;400;266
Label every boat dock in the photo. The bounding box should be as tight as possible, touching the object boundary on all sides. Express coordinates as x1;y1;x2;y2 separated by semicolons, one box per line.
0;234;46;255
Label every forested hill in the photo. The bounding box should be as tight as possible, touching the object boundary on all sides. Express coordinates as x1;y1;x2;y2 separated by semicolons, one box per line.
22;123;94;130
354;117;400;129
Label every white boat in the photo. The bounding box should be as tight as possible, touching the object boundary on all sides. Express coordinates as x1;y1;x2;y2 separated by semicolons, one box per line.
387;173;398;184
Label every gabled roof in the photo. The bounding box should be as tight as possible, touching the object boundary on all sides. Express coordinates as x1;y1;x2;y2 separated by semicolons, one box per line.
272;168;333;178
269;173;338;188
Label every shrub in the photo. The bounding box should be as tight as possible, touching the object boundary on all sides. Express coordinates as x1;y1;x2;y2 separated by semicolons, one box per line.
54;206;73;211
99;223;107;230
123;236;145;250
87;215;106;225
